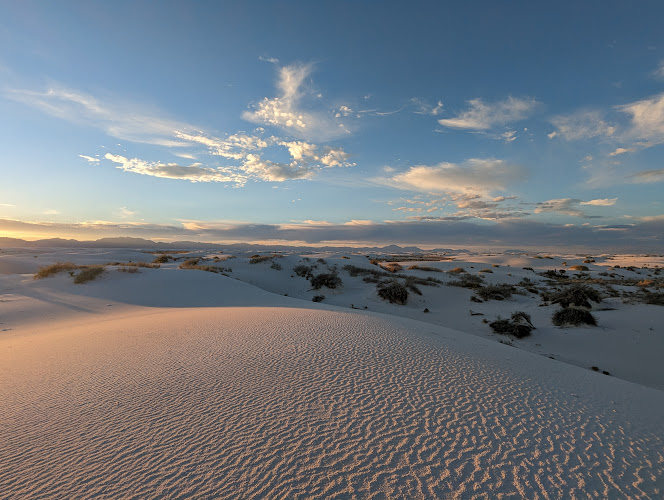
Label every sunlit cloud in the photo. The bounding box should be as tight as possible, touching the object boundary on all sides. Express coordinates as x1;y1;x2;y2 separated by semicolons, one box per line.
79;154;99;164
437;96;538;130
534;198;617;217
609;147;636;156
388;158;527;195
243;63;349;141
580;198;618;206
616;92;664;143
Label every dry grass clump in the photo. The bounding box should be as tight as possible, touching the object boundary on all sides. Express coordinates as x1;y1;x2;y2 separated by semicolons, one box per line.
569;265;589;271
294;264;314;278
447;273;484;289
448;267;466;274
378;281;409;304
108;261;160;269
381;262;403;273
152;254;173;264
270;261;283;271
312;295;325;302
34;262;79;279
489;312;534;338
179;258;230;274
551;285;601;309
479;268;493;273
642;292;664;305
408;265;443;273
552;307;597;327
118;267;140;274
250;255;279;264
310;273;342;290
73;266;106;284
476;283;515;301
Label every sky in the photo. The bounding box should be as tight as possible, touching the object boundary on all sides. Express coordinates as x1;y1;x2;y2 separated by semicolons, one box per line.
1;1;664;251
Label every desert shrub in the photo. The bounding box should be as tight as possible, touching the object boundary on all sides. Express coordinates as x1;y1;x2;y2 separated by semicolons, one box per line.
34;262;79;279
642;292;664;305
270;261;283;271
312;295;325;302
74;266;105;284
551;285;602;309
408;265;443;272
479;268;493;273
180;258;201;268
523;266;534;271
492;264;500;268
448;267;466;274
250;255;275;264
108;261;159;268
569;265;589;271
118;267;140;274
404;278;422;295
310;273;342;290
447;273;484;289
377;281;409;304
552;307;597;327
476;284;515;301
583;258;595;263
153;254;173;264
489;311;534;338
382;262;403;273
317;258;327;264
341;256;350;259
293;264;314;278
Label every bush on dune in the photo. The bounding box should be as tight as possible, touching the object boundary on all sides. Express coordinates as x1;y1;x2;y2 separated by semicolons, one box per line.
476;284;515;301
310;273;342;290
34;262;80;279
73;266;106;284
552;307;597;327
551;285;602;309
378;281;409;304
489;311;535;339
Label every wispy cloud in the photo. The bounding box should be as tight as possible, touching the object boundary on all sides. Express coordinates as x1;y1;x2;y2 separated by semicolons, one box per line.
258;55;279;64
78;154;99;164
616;92;664;143
534;198;616;217
548;110;616;140
388;158;527;195
437;96;538;130
608;147;636;156
653;60;664;80
5;85;194;147
628;168;664;183
243;63;349;141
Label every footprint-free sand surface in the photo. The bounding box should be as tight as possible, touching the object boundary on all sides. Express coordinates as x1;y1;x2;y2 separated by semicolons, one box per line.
2;304;663;498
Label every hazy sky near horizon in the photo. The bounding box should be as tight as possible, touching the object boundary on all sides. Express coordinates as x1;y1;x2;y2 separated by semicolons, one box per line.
1;1;664;249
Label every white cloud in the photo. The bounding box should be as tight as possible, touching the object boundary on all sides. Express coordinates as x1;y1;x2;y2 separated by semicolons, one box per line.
616;92;664;142
653;60;664;80
241;154;314;181
259;55;279;64
500;130;517;143
549;110;616;140
437;96;538;130
608;147;635;156
390;158;527;194
6;86;194;147
105;153;245;184
243;63;349;141
580;198;618;206
79;154;99;164
411;98;444;116
118;207;136;218
0;203;15;207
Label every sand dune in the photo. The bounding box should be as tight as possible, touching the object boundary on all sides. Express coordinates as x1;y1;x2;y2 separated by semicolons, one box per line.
2;304;663;498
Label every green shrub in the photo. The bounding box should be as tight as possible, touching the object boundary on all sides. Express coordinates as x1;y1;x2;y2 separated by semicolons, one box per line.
74;266;106;284
293;264;314;278
552;307;597;327
377;281;409;304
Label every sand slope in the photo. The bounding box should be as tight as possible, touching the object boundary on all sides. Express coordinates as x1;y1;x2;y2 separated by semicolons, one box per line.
2;305;663;499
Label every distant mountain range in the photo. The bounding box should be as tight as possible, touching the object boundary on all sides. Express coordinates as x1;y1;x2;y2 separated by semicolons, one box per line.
0;236;468;254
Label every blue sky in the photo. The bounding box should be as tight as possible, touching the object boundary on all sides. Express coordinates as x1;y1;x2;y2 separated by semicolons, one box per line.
1;1;664;250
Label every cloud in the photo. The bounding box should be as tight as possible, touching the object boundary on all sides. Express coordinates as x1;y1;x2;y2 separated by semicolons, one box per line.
389;158;527;195
0;203;15;207
628;168;664;183
243;63;348;141
616;92;664;142
609;147;636;156
534;198;617;217
548;110;616;140
653;60;664;80
105;153;245;184
500;130;517;143
437;96;538;130
259;55;279;64
6;85;194;147
4;216;663;252
580;198;618;206
79;154;99;164
411;98;444;116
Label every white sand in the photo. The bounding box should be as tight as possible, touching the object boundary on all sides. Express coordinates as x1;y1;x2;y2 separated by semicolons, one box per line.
1;248;664;497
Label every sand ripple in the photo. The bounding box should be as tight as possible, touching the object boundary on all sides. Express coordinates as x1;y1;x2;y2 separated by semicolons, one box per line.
1;307;663;498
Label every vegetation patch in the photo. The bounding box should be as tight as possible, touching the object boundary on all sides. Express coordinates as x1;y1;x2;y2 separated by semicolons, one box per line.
312;295;325;302
34;262;80;279
551;285;602;309
476;283;515;301
250;255;279;264
447;273;484;289
447;267;466;274
489;311;535;338
152;254;173;264
74;266;106;284
310;273;342;290
408;265;443;273
377;281;409;305
107;261;160;269
552;307;597;327
381;262;403;273
569;265;589;271
642;292;664;305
